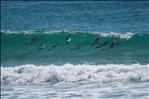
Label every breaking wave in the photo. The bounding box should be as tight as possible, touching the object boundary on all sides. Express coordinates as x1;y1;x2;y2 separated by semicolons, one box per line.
1;30;135;39
1;64;149;84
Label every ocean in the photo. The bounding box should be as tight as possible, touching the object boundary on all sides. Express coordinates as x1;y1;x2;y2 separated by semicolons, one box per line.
1;1;149;99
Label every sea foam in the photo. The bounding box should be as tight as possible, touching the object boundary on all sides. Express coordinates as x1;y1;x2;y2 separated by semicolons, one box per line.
1;64;149;84
1;29;135;39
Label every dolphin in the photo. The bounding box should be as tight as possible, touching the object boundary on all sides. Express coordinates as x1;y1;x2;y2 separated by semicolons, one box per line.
47;44;57;51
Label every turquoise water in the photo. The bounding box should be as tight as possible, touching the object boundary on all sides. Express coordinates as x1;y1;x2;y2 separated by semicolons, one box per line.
1;32;149;66
1;1;149;99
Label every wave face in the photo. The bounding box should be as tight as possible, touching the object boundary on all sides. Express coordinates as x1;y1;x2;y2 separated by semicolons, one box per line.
1;64;149;84
1;31;149;66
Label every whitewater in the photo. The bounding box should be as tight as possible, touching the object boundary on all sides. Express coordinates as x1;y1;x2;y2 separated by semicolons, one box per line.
1;64;149;99
1;64;149;84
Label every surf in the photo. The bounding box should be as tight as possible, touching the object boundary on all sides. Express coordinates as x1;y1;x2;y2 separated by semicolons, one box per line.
1;63;149;84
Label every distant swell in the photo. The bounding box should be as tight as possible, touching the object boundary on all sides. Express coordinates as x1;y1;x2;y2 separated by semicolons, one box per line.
1;64;149;84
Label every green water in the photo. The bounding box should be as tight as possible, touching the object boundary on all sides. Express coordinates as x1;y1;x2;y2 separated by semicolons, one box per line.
1;32;149;66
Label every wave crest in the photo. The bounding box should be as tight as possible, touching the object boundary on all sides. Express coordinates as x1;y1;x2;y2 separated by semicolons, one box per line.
1;30;135;39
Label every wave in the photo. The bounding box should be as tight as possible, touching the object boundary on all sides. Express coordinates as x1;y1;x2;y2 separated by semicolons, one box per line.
1;31;149;65
1;30;135;39
1;64;149;84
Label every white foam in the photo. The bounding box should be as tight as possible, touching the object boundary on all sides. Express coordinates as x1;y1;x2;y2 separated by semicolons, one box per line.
1;29;135;39
1;29;67;35
1;64;149;84
93;32;135;39
1;30;35;34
